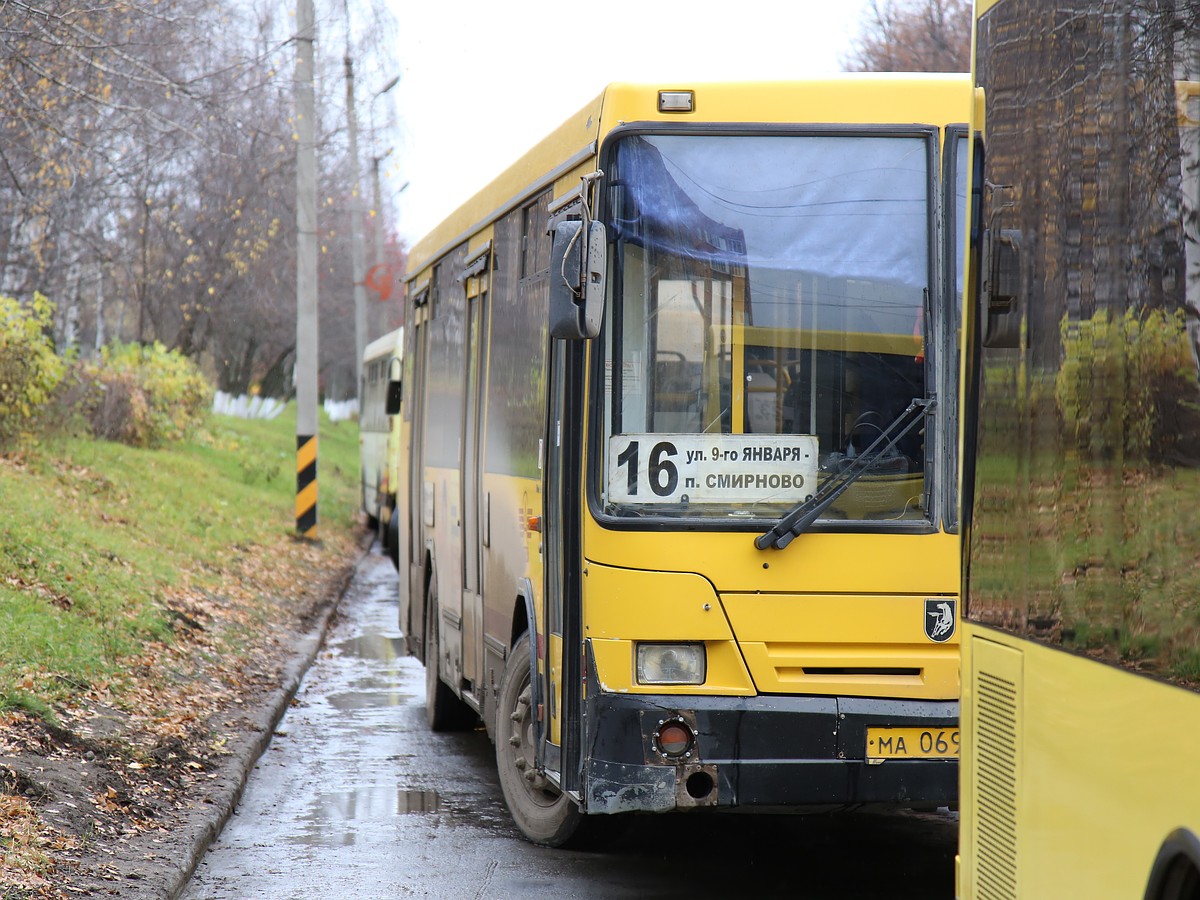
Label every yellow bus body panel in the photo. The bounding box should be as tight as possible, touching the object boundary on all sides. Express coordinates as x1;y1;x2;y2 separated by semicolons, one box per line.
723;594;958;700
960;625;1200;898
583;562;756;696
596;76;972;135
583;522;960;596
548;632;562;744
583;564;730;641
582;526;960;699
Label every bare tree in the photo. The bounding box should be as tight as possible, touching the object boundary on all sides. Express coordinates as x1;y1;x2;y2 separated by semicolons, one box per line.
845;0;972;72
0;0;403;400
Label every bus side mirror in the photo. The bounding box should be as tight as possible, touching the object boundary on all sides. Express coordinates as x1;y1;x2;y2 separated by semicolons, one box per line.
549;220;606;339
385;355;402;415
981;227;1022;348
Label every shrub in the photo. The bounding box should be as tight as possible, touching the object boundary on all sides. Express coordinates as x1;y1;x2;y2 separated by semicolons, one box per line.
70;342;212;447
0;293;66;447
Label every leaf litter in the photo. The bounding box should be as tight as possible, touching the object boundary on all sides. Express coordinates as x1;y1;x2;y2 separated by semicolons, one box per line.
0;521;365;898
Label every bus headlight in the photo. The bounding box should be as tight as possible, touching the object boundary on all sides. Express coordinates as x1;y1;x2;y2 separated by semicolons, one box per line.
636;643;706;685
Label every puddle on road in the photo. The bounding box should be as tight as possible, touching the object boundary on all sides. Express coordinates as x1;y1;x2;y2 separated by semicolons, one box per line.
397;789;440;813
331;633;407;661
325;689;413;711
288;787;442;846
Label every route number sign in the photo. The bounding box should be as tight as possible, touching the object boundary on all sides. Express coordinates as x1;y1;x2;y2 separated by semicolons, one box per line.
609;433;818;505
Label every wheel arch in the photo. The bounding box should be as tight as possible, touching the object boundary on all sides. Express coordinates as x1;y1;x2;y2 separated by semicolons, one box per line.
421;544;437;665
511;578;536;650
495;579;539;741
1145;829;1200;900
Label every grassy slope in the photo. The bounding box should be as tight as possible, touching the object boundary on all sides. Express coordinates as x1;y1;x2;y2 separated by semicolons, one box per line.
0;405;362;717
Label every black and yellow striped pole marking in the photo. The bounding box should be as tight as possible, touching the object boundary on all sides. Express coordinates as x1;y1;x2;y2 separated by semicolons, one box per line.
294;0;319;541
296;434;318;538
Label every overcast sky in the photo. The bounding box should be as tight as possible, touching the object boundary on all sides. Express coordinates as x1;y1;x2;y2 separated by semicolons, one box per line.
378;0;873;244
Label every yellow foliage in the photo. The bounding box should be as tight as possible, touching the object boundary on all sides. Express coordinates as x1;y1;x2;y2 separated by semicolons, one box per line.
0;294;66;447
73;342;212;448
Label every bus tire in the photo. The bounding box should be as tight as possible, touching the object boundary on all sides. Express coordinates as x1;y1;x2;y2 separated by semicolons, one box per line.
365;484;380;532
495;632;585;847
424;576;476;732
378;503;391;556
385;508;399;570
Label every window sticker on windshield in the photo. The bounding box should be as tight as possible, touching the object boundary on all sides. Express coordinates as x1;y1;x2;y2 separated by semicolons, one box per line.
604;355;642;397
609;434;818;505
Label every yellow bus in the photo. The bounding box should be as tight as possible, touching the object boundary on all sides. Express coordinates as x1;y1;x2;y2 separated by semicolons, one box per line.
398;76;971;846
959;2;1200;896
359;328;404;542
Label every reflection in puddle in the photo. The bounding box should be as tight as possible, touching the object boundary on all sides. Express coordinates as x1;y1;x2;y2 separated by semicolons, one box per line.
325;689;409;711
397;789;440;813
332;634;406;660
289;787;442;846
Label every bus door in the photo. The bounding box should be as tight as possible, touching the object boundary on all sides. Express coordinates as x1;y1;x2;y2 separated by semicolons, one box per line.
430;252;468;689
406;290;431;650
460;248;490;696
543;337;585;792
544;339;565;777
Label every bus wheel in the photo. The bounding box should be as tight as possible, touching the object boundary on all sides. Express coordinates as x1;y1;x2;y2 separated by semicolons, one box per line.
423;578;476;732
378;505;392;559
365;478;381;532
384;510;399;570
495;632;584;847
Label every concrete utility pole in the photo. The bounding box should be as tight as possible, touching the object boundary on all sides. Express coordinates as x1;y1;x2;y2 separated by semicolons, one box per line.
294;0;319;539
344;54;368;403
371;150;392;264
369;75;399;336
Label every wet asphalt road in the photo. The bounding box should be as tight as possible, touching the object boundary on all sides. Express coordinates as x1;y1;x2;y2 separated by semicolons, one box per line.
182;546;958;899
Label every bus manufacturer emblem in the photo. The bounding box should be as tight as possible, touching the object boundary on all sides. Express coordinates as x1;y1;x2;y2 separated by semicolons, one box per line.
924;599;957;643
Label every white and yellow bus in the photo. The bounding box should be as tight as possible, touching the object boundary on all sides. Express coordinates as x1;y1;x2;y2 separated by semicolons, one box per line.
398;76;972;845
359;327;403;544
959;2;1200;896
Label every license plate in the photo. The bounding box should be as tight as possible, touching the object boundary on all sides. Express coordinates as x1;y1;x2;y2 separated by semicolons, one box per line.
866;726;960;762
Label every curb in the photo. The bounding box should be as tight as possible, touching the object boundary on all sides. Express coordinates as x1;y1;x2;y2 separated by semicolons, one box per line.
164;533;374;899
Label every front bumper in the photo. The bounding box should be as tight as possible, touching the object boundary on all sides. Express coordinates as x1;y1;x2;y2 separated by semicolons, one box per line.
582;692;958;815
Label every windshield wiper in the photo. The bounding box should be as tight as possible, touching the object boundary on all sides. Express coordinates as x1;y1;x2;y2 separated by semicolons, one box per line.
754;397;935;551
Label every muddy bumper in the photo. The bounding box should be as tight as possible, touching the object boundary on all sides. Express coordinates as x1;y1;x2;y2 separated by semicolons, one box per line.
581;693;958;815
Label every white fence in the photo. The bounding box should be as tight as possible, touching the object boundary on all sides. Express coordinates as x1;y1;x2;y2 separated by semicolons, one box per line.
212;391;285;420
211;392;360;423
323;398;359;422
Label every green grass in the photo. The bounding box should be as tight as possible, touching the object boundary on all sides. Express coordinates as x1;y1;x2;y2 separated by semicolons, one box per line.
0;404;361;714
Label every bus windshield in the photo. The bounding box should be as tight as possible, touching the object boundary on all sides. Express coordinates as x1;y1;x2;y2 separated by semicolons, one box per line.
600;131;934;524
